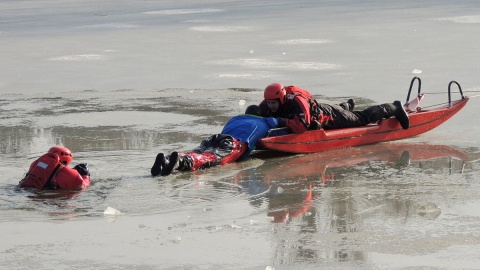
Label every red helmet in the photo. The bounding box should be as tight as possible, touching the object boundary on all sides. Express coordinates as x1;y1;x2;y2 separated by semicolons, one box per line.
264;83;286;104
48;146;73;165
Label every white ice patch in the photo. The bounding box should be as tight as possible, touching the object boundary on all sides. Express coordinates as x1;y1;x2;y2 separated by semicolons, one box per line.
171;236;182;243
210;58;340;71
213;73;272;79
29;111;199;128
183;19;212;23
78;23;139;29
231;224;242;229
272;39;333;45
436;15;480;24
48;54;103;61
411;69;422;74
143;8;224;15
103;206;122;216
189;26;252;32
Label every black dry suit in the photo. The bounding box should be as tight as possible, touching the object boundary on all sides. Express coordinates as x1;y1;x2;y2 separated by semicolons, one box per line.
312;102;408;130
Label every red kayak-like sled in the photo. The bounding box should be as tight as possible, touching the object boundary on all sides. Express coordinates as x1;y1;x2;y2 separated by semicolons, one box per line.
259;77;469;153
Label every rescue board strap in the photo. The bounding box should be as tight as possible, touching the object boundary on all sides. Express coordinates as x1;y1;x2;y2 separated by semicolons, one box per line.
43;164;63;189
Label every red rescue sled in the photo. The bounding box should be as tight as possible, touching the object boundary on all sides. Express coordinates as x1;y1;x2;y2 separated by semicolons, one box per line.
259;77;469;153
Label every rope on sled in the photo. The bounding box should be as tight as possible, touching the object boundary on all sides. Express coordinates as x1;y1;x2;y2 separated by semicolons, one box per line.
414;98;467;109
420;90;480;96
410;90;480;109
417;102;452;109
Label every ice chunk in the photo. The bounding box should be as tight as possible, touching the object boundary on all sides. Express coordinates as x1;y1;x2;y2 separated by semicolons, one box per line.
103;206;122;216
411;69;422;74
417;202;441;219
231;224;242;229
171;236;182;243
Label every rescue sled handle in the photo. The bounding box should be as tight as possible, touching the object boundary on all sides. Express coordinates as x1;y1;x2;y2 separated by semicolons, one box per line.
406;76;465;108
447;81;465;107
405;76;422;104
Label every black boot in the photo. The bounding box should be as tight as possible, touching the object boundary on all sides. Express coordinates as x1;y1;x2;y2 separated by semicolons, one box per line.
151;153;165;177
339;98;355;111
161;152;179;176
348;99;355;111
382;101;409;130
392;100;409;130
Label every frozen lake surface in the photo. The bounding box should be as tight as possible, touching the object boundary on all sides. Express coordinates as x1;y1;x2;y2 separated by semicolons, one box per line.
1;0;480;269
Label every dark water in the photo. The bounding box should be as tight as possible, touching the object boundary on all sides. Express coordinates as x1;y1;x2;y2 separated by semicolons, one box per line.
1;0;480;269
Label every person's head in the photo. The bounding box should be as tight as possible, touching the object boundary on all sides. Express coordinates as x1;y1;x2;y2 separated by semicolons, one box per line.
245;105;262;116
48;146;73;165
264;83;286;112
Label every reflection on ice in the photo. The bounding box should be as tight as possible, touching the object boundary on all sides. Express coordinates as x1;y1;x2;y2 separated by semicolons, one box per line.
231;143;478;265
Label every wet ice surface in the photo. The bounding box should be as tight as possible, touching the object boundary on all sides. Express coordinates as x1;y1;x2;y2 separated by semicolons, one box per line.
1;0;480;269
2;88;480;270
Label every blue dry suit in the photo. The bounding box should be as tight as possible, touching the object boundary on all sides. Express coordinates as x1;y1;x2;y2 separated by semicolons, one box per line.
221;115;288;160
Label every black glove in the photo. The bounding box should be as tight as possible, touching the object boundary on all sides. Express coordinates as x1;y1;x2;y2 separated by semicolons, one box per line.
74;163;90;176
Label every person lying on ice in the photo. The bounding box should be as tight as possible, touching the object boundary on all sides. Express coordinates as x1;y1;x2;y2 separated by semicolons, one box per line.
18;146;91;189
259;82;410;134
151;105;288;177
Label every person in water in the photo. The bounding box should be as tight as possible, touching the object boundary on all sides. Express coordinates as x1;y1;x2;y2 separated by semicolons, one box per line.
151;105;288;177
18;146;91;189
259;83;410;134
